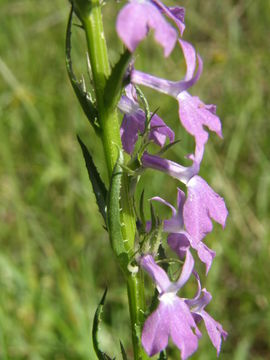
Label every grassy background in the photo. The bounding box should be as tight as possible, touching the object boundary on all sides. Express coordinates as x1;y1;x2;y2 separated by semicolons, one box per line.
0;0;269;359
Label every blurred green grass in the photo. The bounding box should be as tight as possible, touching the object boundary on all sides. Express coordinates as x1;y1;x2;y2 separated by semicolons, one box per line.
0;0;269;359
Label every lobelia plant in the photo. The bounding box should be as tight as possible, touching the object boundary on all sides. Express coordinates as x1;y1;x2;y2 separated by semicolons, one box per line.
66;0;228;358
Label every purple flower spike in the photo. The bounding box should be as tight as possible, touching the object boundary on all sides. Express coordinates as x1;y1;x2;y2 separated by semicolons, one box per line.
116;0;177;57
141;152;200;185
186;286;227;355
184;175;228;242
140;253;201;359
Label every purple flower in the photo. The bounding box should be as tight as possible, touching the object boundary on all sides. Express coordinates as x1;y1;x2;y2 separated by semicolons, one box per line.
183;175;228;243
116;0;178;56
140;251;201;359
150;188;216;273
119;86;174;154
131;39;222;150
186;275;228;355
141;152;228;244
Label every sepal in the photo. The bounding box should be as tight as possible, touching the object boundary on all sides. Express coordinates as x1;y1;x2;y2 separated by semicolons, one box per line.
155;139;181;156
135;86;152;131
139;190;146;233
141;203;163;256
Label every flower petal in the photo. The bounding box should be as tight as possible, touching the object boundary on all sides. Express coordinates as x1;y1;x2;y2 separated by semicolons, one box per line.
196;242;216;274
184;175;228;242
118;94;139;114
199;310;228;355
131;52;202;97
167;232;190;259
141;301;170;356
150;196;177;218
152;0;186;35
149;113;175;147
116;1;177;56
120;112;145;154
120;108;174;154
175;249;194;289
151;188;185;232
179;39;197;81
140;254;171;293
177;91;223;150
141;152;200;185
170;297;201;360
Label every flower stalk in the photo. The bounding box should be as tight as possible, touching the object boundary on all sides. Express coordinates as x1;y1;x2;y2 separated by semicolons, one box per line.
72;1;147;358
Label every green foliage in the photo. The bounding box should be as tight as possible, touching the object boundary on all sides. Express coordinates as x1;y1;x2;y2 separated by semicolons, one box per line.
0;0;270;359
120;341;128;360
77;136;107;223
92;288;115;360
66;6;100;133
158;350;167;360
104;49;131;111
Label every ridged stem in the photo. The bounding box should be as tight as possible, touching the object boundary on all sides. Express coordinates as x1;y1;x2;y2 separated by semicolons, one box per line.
78;3;148;359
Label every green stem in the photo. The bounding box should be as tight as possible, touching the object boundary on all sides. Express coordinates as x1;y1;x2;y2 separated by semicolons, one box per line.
82;4;118;174
127;272;149;360
78;3;148;359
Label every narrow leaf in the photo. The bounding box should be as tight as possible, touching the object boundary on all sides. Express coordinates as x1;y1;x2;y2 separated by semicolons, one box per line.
92;288;113;360
120;341;128;360
156;139;181;156
104;49;131;110
150;202;157;231
77;136;107;223
66;6;100;132
135;86;151;131
107;153;129;271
